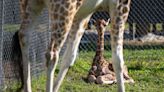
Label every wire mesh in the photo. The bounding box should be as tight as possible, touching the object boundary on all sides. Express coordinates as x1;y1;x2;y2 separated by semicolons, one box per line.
0;0;164;91
0;0;50;90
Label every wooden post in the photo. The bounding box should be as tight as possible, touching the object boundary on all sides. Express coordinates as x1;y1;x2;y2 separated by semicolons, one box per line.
132;23;136;40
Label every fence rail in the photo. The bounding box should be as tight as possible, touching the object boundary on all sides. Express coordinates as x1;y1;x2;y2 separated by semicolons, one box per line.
0;0;164;90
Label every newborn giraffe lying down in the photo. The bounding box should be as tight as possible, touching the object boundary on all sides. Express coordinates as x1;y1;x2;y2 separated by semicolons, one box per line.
87;19;134;84
88;61;134;84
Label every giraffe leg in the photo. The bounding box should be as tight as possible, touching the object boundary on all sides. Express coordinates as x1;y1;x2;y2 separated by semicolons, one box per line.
18;0;45;92
109;0;131;92
53;15;91;92
45;1;78;92
45;46;59;92
45;24;71;92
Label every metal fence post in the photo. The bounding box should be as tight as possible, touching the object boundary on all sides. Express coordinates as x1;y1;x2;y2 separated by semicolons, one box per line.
0;0;4;90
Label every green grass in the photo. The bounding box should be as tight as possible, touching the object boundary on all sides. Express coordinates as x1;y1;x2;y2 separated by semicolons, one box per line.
4;49;164;92
3;24;20;32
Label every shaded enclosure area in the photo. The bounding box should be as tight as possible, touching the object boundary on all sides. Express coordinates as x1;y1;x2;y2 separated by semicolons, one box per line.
128;0;164;37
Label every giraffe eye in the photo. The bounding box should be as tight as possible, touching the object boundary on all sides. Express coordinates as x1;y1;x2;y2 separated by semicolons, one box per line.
122;6;128;14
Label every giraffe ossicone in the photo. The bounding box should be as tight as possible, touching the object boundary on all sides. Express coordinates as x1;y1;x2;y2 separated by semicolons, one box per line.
18;0;131;92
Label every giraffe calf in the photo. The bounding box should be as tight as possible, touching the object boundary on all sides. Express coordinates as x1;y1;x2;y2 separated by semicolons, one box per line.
88;61;134;84
87;18;134;85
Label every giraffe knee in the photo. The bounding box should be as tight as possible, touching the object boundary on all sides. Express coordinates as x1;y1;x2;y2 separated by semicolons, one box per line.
45;50;59;67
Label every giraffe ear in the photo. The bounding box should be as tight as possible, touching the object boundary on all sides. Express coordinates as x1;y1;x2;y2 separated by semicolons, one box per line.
122;0;131;5
92;19;96;25
107;19;110;23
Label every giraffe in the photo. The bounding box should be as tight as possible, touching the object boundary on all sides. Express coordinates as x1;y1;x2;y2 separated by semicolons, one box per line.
87;19;116;84
87;19;134;84
18;0;131;92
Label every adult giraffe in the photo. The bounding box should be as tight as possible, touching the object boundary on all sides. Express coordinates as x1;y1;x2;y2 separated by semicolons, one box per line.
18;0;131;92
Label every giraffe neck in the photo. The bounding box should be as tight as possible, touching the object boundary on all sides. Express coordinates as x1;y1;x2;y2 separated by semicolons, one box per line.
95;25;105;57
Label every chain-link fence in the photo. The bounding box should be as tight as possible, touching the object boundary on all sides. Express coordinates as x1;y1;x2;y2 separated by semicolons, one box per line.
0;0;164;91
0;0;50;90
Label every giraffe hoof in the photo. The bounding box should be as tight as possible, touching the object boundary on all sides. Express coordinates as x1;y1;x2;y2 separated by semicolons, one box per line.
96;74;115;84
88;75;96;83
125;78;135;84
